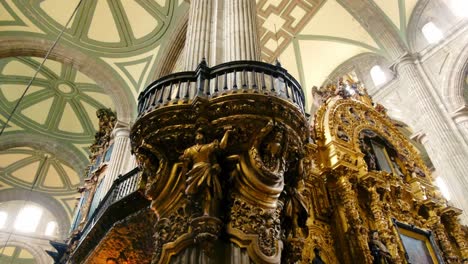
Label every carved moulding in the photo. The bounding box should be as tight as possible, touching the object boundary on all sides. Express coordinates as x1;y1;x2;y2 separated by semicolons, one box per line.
227;196;283;264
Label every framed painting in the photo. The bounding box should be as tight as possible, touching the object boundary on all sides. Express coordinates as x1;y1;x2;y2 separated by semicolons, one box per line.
393;219;445;264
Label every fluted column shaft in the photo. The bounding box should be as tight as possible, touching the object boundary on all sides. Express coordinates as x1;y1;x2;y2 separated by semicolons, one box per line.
452;107;468;144
184;0;214;70
395;57;468;224
101;125;132;198
223;0;261;61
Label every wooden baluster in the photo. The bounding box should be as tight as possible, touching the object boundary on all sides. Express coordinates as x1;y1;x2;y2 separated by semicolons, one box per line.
233;70;238;90
261;71;266;92
166;83;174;103
223;71;228;91
242;69;247;89
270;74;275;92
214;74;219;93
184;80;190;99
175;81;181;100
205;78;211;96
158;86;165;104
252;69;258;91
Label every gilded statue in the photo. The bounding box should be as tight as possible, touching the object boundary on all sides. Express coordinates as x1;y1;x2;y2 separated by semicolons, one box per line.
283;149;309;238
360;139;377;170
180;127;232;216
135;140;162;199
263;127;286;174
369;230;393;264
249;119;288;182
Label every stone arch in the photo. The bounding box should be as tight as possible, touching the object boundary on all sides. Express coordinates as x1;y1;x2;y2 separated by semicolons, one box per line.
336;0;407;61
0;240;50;264
442;42;468;112
0;132;88;174
0;188;71;240
325;53;394;93
0;36;135;123
407;0;461;53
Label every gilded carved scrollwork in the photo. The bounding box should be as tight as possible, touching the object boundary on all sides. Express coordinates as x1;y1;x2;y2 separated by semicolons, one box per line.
152;204;190;264
362;182;402;263
128;73;468;264
228;196;283;263
333;169;374;263
227;119;306;263
441;207;468;260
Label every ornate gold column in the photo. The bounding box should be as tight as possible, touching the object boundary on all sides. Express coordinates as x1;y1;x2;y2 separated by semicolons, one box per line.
441;207;468;261
363;183;401;263
423;202;459;263
334;169;373;264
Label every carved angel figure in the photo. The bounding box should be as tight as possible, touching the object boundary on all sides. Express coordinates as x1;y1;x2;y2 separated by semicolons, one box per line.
180;127;232;216
251;120;288;179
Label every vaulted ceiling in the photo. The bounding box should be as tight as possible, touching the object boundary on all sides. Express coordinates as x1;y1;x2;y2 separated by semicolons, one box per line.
0;0;423;226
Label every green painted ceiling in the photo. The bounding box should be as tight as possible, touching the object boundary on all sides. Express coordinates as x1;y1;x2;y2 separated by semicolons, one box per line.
0;246;36;264
0;0;190;225
0;0;423;229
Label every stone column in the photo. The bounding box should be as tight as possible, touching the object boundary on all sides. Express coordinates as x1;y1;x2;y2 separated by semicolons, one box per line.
101;122;132;197
223;0;261;61
451;105;468;143
394;55;468;224
183;0;214;70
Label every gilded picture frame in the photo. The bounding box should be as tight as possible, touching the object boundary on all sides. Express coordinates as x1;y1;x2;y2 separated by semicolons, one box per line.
392;219;445;264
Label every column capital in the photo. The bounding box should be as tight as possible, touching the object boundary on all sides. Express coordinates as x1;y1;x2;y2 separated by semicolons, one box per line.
112;120;131;138
410;130;427;144
451;104;468;123
389;52;418;73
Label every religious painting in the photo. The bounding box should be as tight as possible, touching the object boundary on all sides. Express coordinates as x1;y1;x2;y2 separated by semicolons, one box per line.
393;220;444;264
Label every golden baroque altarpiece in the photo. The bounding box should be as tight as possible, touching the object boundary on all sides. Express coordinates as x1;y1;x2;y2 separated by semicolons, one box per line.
127;61;468;264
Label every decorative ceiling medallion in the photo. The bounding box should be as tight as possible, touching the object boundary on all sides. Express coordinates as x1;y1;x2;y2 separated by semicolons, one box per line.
0;57;114;143
0;147;81;195
13;0;177;55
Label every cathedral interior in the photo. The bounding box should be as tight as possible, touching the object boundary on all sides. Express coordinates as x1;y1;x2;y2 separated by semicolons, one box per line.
0;0;467;263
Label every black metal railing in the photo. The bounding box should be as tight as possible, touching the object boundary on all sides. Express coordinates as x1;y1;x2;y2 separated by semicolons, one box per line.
78;168;142;242
137;60;305;116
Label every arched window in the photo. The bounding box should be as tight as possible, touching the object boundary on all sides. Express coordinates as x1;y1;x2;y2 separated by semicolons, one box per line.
449;0;468;17
370;65;387;86
14;205;42;233
0;212;7;229
422;22;443;44
45;221;57;236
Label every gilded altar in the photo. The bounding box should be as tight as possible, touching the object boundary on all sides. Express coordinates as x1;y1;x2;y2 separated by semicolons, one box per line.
128;62;468;264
